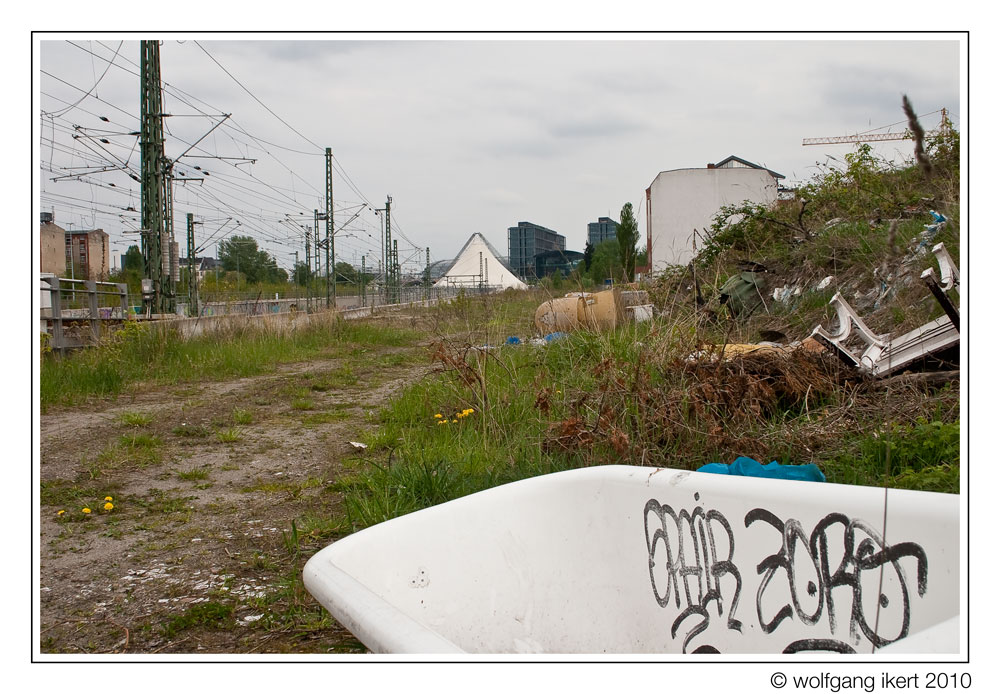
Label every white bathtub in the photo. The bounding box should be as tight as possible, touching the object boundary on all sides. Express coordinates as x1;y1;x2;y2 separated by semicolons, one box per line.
303;465;960;654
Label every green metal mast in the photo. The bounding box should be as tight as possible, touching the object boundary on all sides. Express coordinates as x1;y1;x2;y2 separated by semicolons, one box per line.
186;213;199;316
392;239;399;304
326;148;334;309
384;196;392;304
140;40;165;313
139;40;175;314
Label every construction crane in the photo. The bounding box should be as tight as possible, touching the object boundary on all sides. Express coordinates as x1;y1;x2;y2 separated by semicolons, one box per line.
802;108;949;146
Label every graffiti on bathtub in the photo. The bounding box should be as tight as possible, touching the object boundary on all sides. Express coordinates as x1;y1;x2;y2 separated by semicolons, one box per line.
643;495;743;653
644;497;929;653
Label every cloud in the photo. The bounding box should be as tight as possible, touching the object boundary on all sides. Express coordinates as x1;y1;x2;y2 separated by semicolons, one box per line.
547;113;647;139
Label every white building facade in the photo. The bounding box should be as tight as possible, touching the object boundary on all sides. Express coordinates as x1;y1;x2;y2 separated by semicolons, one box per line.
645;158;782;270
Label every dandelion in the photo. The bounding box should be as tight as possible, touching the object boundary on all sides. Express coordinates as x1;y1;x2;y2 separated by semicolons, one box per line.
104;502;114;511
82;508;91;514
452;419;458;424
437;420;446;426
56;510;65;517
104;496;113;502
434;414;443;419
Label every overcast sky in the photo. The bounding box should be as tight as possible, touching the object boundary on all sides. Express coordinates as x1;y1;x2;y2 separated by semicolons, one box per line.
36;35;962;273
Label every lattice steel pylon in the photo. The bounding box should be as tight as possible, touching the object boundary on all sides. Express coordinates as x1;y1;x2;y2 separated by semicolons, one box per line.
139;40;175;313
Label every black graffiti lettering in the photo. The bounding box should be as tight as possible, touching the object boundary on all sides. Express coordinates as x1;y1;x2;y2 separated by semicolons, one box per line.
645;498;742;653
746;510;929;649
782;638;857;654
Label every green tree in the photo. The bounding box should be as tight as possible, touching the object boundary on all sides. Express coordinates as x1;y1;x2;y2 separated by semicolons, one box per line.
588;240;622;285
218;236;284;285
333;261;358;285
122;245;143;272
583;240;594;271
617;202;640;282
292;261;313;287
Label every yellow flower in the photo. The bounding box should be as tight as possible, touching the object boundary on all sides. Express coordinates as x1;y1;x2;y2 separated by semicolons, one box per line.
437;420;446;425
57;510;65;516
451;419;458;423
82;508;91;514
434;413;443;419
104;496;113;502
104;502;114;511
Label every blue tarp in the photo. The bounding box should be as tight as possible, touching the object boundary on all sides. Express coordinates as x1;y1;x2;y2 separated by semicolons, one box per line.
697;456;826;483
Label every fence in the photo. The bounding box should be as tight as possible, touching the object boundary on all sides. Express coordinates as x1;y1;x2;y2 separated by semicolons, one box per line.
40;275;500;353
183;284;481;318
40;275;130;354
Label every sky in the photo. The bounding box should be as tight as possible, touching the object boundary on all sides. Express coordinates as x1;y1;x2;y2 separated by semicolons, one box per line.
36;34;962;276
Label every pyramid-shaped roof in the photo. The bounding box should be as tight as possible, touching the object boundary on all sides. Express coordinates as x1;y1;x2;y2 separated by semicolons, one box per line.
433;233;527;290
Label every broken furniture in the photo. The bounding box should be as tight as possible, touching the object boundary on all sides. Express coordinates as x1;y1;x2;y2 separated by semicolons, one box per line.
811;243;960;377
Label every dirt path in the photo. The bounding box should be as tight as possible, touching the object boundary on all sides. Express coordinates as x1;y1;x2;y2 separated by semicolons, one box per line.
39;347;431;654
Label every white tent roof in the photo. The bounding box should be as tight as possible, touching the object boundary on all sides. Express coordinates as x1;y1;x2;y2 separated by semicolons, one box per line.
433;233;527;290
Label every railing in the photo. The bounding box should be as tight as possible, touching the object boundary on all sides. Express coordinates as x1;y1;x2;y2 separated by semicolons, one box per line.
40;275;130;355
183;284;479;318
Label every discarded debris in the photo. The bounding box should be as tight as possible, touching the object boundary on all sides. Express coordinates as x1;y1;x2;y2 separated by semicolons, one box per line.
349;441;368;451
688;337;826;362
811;241;959;378
697;456;826;483
718;270;765;316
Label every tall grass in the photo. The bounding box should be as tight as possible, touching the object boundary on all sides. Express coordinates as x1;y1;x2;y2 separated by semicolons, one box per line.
40;314;420;408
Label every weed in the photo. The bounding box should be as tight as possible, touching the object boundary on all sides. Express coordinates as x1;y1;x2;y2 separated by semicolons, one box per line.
216;427;243;443
117;411;153;428
161;601;234;639
177;467;211;482
41;480;120;508
290;398;315;411
92;433;163;475
232;408;253;425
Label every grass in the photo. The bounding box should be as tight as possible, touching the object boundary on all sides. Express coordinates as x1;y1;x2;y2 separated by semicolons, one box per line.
41;480;120;509
40;315;424;408
177;467;211;482
161;601;234;639
339;279;960;529
216;427;243;443
232;408;253;425
91;433;163;477
117;411;153;427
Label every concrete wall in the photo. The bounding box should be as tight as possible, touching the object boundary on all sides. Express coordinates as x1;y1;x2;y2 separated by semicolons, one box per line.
163;296;445;340
647;167;778;270
40;224;66;276
91;232;110;280
65;231;110;280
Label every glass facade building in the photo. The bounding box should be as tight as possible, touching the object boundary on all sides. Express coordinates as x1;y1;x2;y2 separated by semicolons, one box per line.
508;221;565;279
587;217;618;245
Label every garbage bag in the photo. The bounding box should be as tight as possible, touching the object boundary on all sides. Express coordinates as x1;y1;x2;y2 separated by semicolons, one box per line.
697;456;826;482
